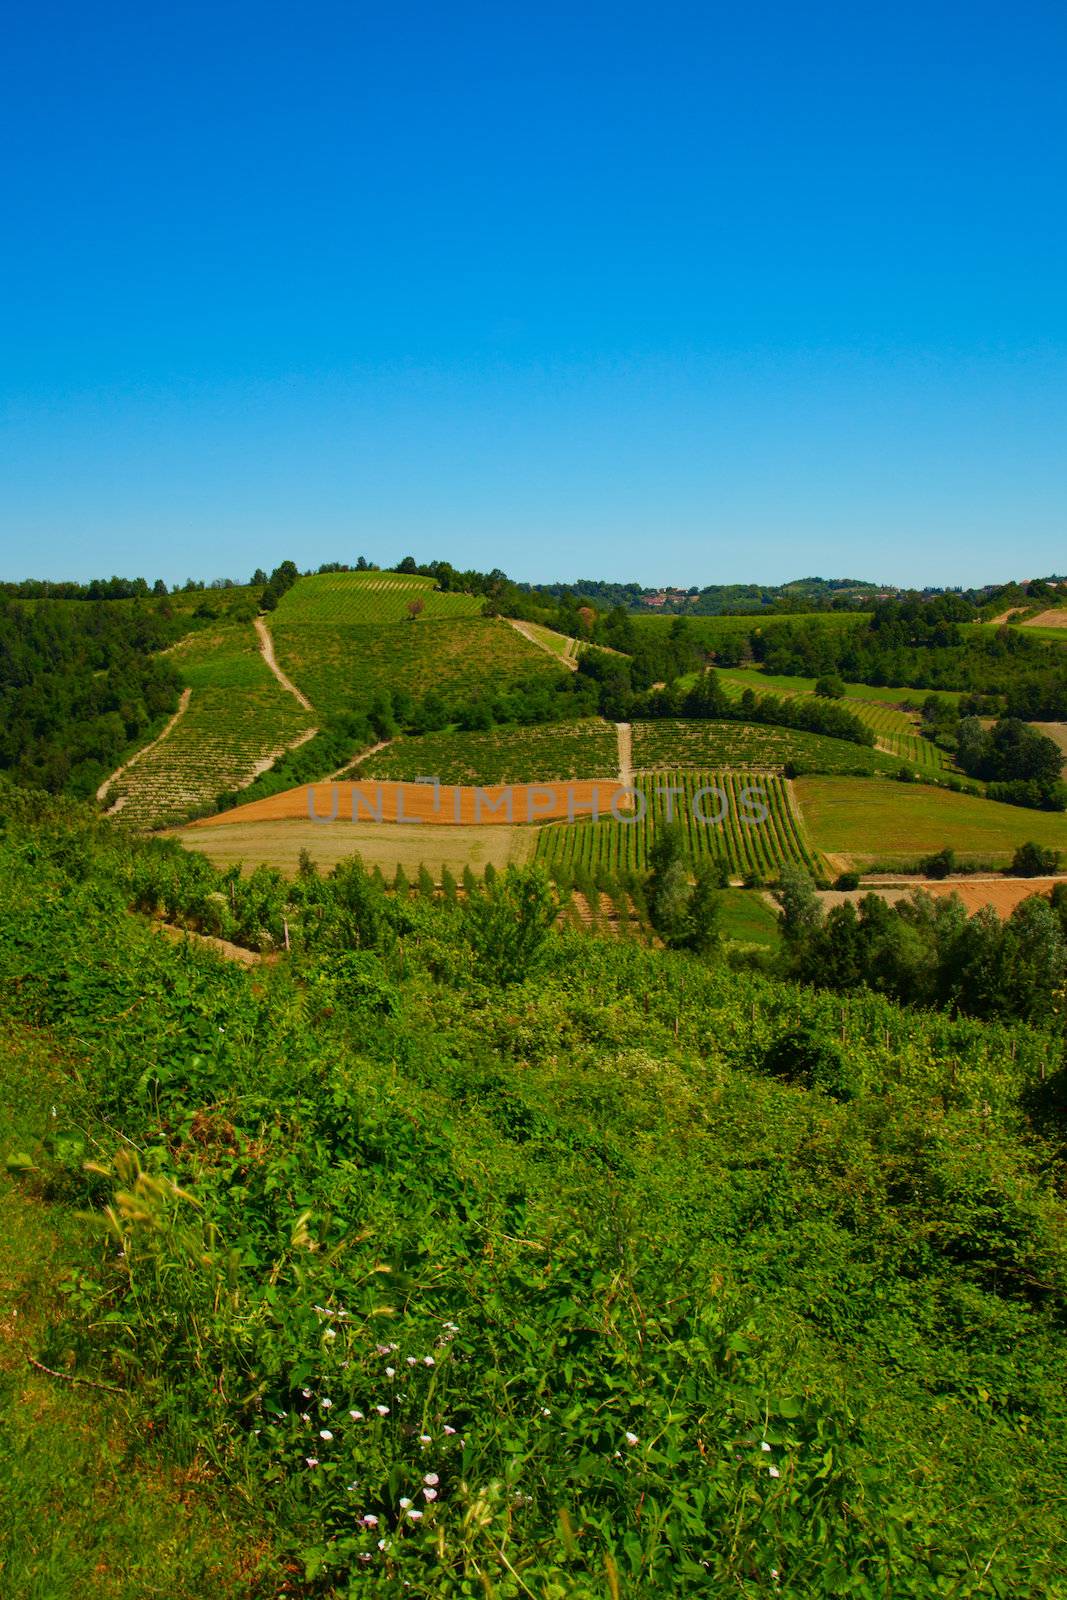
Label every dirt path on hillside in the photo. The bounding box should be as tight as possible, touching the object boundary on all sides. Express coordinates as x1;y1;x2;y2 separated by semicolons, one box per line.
505;617;579;670
97;688;192;805
326;738;394;781
254;614;314;711
616;722;633;788
151;919;276;965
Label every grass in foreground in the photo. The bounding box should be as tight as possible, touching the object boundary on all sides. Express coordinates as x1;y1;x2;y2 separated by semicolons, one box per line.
0;1027;269;1599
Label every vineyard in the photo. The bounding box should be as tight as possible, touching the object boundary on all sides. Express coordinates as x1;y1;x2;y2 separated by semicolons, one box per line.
272;571;484;625
535;771;824;878
713;667;952;774
631;718;905;775
354;718;618;784
104;623;312;827
271;615;565;719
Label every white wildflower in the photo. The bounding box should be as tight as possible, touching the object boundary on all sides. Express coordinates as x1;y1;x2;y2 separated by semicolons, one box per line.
625;1431;639;1446
423;1487;437;1501
319;1429;333;1441
375;1404;389;1417
305;1456;319;1468
423;1472;439;1486
407;1509;423;1521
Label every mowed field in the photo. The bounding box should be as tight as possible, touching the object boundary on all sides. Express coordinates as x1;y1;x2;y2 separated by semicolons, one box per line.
270;615;564;719
173;819;535;879
632;718;905;776
104;622;312;827
272;571;484;624
795;775;1067;868
354;719;618;784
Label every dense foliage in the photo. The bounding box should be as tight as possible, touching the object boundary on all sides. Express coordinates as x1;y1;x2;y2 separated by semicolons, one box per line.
2;789;1066;1596
0;597;186;796
776;864;1067;1025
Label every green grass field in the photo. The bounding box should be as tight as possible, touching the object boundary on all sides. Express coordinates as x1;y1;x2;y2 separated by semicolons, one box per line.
632;718;906;776
107;622;312;826
274;571;484;625
718;887;781;947
631;612;871;644
272;615;565;719
535;771;823;878
795;774;1067;867
354;719;618;784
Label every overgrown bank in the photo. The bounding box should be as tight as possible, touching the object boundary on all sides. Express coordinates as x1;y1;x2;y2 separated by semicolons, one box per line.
1;789;1065;1596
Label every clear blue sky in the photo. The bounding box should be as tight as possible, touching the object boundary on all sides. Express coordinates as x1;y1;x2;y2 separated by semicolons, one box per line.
1;0;1065;589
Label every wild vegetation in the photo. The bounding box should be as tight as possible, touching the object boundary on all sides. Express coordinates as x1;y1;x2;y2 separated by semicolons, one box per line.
2;786;1066;1596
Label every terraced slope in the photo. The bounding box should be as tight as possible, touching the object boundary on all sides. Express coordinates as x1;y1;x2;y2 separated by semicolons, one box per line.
536;771;823;878
273;571;483;624
712;668;950;773
632;719;906;776
105;622;312;827
353;719;617;784
272;615;565;719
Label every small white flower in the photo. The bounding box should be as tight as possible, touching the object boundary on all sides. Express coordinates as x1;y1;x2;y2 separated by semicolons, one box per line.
300;1412;311;1423
423;1472;439;1486
760;1441;771;1453
407;1509;423;1521
321;1397;333;1408
385;1366;395;1378
768;1466;781;1479
625;1431;639;1446
419;1434;431;1444
349;1410;364;1421
375;1404;389;1417
423;1486;437;1501
444;1425;456;1436
406;1356;417;1367
423;1356;435;1367
541;1407;551;1417
377;1538;387;1550
362;1513;379;1527
305;1456;319;1468
399;1497;413;1509
319;1428;333;1441
302;1388;313;1398
377;1344;391;1356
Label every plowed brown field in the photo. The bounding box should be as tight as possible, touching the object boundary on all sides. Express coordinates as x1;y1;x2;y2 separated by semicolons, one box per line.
191;779;627;829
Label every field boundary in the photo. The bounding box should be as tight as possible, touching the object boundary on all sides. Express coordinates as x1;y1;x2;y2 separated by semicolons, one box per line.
254;615;315;712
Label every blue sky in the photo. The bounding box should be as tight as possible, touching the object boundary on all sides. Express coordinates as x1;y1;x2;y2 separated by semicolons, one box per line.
1;0;1065;588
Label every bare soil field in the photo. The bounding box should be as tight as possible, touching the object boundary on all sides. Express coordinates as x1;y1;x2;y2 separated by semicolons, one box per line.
171;819;536;879
813;877;1064;918
191;779;626;828
1023;609;1067;628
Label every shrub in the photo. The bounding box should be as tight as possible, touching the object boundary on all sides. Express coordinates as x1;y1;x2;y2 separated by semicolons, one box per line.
1010;841;1061;878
